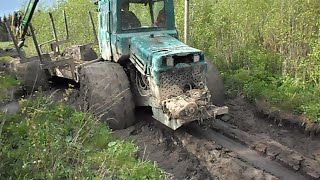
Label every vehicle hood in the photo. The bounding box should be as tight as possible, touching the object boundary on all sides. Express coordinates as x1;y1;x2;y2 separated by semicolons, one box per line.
130;34;202;69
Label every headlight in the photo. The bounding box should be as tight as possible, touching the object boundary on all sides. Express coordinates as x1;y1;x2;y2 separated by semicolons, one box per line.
166;57;174;66
193;54;200;62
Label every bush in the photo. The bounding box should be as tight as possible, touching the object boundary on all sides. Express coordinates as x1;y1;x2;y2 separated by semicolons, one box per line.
0;75;20;101
0;97;164;179
172;0;320;123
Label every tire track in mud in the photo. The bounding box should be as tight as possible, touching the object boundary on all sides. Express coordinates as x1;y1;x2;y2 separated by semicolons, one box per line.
224;97;320;179
114;110;215;180
180;124;308;180
210;119;320;179
114;109;313;179
174;128;278;180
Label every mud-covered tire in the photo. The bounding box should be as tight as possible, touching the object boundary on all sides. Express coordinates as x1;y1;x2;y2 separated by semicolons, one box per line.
9;58;50;92
205;57;225;105
80;61;136;130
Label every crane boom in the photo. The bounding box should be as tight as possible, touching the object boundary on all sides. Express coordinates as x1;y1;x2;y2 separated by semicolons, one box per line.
17;0;39;47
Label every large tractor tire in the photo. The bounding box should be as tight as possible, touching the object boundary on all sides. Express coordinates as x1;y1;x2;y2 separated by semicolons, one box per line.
205;57;225;105
80;62;136;130
9;58;50;92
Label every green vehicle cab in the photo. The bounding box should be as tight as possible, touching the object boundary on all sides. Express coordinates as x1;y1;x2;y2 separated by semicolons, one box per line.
95;0;228;130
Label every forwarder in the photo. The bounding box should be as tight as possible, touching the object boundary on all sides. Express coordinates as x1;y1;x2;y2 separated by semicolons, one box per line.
5;0;228;130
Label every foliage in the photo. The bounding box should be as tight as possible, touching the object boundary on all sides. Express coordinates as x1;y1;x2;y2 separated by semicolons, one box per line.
23;0;98;55
172;0;320;123
0;75;19;101
222;50;320;123
0;42;13;49
0;97;165;179
174;0;320;80
0;56;13;62
0;16;9;42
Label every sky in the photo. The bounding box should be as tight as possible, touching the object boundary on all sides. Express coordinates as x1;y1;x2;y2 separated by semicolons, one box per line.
0;0;56;17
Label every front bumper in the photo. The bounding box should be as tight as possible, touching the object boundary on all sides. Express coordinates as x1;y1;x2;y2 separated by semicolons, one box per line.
152;88;228;130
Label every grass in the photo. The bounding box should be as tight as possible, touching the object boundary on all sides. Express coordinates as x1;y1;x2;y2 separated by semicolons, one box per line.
0;36;165;177
0;56;14;62
0;41;15;62
0;75;19;101
0;41;14;49
219;48;320;124
0;97;165;179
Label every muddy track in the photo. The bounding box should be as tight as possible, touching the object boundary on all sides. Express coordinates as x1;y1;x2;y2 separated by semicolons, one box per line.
224;97;320;178
1;79;319;179
113;98;319;179
114;112;316;179
182;123;308;180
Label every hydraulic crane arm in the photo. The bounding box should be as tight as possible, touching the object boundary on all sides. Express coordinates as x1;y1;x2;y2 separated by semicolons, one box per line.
16;0;39;47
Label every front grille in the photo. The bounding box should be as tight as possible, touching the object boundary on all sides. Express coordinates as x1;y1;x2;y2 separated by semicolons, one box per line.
158;64;206;100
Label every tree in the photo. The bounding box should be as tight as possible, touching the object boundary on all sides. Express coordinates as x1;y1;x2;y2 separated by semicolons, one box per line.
0;15;9;41
3;15;7;22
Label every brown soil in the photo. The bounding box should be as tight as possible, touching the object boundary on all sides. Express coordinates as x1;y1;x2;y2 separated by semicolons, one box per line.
224;96;320;178
254;98;320;136
225;96;320;159
113;110;280;179
113;111;213;180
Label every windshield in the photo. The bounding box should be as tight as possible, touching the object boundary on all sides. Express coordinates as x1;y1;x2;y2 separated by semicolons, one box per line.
121;0;166;30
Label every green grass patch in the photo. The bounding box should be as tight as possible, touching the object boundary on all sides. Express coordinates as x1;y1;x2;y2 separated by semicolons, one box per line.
0;97;165;179
219;48;320;124
0;42;14;49
0;75;20;100
0;56;14;62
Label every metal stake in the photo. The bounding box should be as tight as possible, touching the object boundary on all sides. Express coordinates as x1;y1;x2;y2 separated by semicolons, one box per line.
49;12;60;55
184;0;190;44
64;10;69;40
29;23;43;63
4;22;25;62
89;11;98;44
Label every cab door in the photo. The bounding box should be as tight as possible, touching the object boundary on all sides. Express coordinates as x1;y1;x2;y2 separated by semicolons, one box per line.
98;0;112;60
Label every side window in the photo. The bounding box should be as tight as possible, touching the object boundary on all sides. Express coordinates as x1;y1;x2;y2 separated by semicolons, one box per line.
130;3;151;27
121;2;144;30
154;1;166;27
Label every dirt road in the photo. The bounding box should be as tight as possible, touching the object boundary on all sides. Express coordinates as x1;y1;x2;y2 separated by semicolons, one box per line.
113;97;319;180
1;78;319;179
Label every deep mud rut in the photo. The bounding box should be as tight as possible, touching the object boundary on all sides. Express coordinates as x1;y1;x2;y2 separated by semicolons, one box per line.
113;111;277;180
113;96;320;180
225;97;320;160
224;97;320;178
1;78;319;179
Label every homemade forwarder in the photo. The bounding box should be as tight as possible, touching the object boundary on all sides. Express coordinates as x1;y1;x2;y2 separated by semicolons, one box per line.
6;0;228;130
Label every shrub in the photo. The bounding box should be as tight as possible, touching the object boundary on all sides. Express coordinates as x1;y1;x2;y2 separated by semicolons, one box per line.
0;97;164;179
